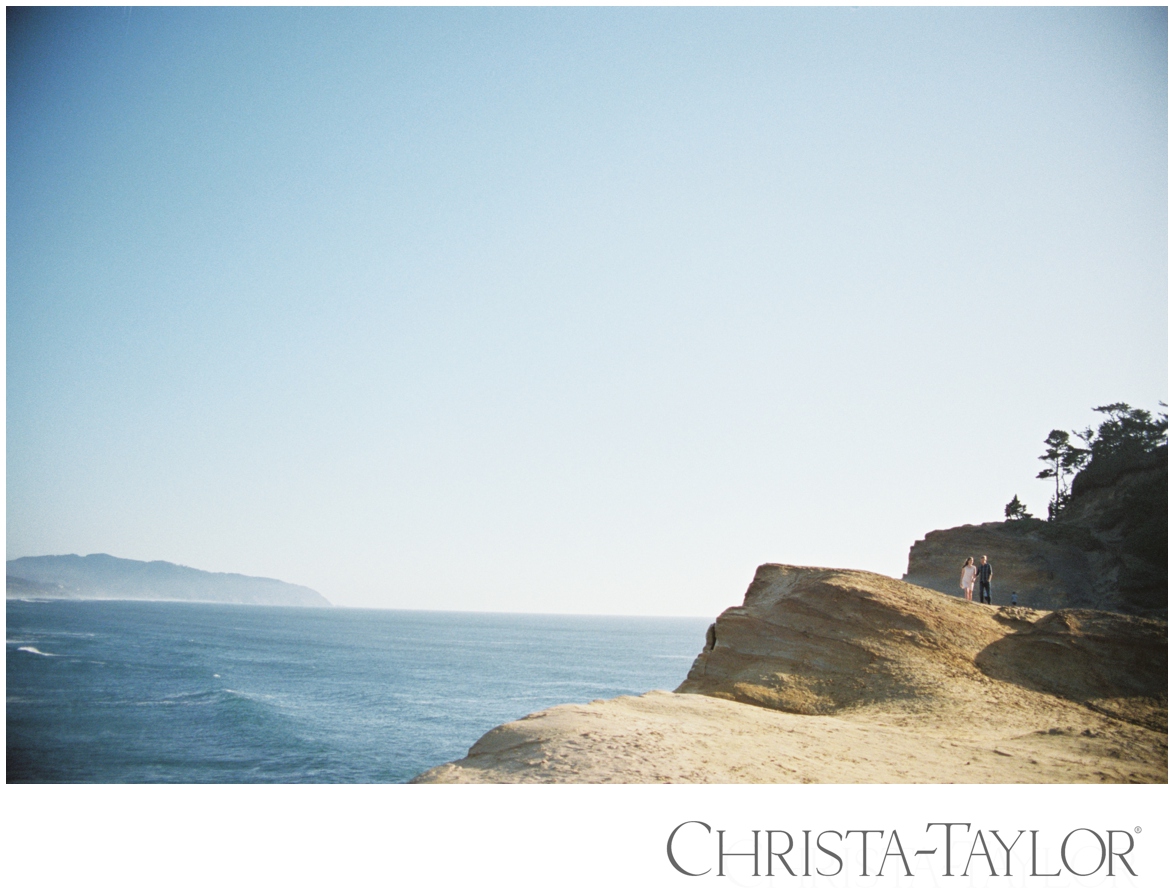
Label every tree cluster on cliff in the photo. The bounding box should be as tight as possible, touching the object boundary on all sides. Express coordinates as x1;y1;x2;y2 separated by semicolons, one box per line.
1069;402;1168;496
1006;403;1168;522
1003;402;1167;615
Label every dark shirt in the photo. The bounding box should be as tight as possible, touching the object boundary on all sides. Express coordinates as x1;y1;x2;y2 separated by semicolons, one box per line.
978;563;993;583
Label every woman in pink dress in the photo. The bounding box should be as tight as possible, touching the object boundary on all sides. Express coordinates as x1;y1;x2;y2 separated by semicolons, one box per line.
960;557;977;601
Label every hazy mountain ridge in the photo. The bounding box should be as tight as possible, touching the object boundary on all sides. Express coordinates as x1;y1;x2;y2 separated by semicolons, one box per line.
6;553;330;607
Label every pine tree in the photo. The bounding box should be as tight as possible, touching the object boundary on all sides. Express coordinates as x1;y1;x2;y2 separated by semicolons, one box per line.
1037;429;1088;520
1004;495;1032;520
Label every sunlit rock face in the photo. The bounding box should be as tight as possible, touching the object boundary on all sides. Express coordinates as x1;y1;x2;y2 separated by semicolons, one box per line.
676;564;1164;728
413;564;1166;784
676;564;1032;714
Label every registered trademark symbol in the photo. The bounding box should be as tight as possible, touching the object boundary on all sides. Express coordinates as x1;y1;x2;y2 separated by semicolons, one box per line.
1135;827;1142;834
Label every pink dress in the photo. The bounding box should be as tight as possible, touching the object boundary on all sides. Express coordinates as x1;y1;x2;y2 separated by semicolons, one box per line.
960;565;977;589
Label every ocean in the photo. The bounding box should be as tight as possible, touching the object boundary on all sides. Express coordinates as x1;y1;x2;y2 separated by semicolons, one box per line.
6;598;710;783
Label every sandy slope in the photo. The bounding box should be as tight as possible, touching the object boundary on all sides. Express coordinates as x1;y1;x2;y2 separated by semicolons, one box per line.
413;566;1166;784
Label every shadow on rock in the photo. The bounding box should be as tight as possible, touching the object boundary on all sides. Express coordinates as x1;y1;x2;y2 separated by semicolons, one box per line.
975;609;1168;731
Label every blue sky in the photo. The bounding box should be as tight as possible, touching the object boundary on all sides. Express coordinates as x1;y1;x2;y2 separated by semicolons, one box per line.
6;7;1167;615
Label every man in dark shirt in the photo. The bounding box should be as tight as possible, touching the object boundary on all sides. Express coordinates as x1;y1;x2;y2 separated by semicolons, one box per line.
977;556;993;604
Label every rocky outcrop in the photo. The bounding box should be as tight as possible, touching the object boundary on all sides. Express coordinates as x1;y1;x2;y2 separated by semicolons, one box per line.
904;449;1166;617
6;553;330;607
903;521;1102;611
415;441;1167;784
677;565;1019;714
414;565;1166;783
1065;445;1167;610
676;565;1164;730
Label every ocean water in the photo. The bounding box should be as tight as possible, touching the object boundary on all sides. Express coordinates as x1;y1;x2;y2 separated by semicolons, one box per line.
6;598;710;783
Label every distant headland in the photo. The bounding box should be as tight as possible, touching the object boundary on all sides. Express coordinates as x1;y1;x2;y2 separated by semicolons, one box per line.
6;553;330;607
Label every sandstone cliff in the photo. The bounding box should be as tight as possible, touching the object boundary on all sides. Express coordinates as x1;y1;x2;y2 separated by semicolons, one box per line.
904;521;1101;611
413;565;1166;783
904;449;1166;617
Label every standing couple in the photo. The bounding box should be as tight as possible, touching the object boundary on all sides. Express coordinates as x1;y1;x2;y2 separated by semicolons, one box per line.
960;556;993;603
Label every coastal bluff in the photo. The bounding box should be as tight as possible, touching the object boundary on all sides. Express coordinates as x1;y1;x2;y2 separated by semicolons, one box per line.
6;553;330;607
412;565;1166;783
906;446;1166;618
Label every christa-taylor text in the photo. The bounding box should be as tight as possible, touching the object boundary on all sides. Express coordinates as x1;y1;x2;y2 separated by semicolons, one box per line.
665;821;1138;879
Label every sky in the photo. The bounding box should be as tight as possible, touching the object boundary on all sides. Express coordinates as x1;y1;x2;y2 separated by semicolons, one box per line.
5;6;1168;616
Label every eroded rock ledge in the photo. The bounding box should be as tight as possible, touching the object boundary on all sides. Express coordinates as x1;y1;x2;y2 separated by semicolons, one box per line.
412;565;1166;784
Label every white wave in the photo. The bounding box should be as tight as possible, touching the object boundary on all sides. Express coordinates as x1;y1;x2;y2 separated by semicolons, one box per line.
17;646;57;657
